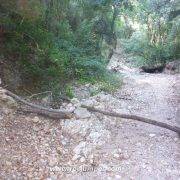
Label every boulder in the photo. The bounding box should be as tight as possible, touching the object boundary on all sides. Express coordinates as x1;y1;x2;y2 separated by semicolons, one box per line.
74;107;91;119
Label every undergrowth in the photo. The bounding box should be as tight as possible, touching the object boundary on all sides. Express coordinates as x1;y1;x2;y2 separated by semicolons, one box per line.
1;6;119;100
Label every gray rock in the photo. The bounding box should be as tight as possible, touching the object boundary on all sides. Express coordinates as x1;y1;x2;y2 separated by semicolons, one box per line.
113;153;120;158
73;142;92;157
32;116;41;123
149;134;156;137
72;154;81;161
82;99;97;107
71;98;80;104
74;107;91;119
87;127;111;146
48;156;58;167
80;157;86;163
61;119;92;137
73;141;86;155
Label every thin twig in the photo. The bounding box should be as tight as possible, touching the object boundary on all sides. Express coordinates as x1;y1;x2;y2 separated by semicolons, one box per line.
28;91;52;99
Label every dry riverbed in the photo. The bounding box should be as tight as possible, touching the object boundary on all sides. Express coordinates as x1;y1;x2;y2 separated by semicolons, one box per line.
0;55;180;179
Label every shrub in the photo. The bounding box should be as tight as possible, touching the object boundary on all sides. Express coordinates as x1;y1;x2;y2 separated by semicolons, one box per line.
1;2;119;99
122;31;177;66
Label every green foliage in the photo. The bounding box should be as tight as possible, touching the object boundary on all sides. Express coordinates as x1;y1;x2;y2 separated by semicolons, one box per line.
74;57;107;81
1;0;121;96
65;85;74;99
122;31;176;66
99;74;122;93
168;18;180;58
116;0;180;66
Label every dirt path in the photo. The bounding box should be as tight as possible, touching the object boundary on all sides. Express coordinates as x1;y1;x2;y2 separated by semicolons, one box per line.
0;52;180;179
69;69;180;179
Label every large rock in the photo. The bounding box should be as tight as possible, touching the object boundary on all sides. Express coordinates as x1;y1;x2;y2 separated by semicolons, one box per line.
74;107;91;119
61;119;93;137
87;128;111;146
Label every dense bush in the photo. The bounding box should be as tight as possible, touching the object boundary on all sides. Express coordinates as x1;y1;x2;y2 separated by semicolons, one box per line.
1;1;121;96
122;31;176;66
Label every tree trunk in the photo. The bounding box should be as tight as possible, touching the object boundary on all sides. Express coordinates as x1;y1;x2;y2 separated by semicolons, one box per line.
81;105;180;134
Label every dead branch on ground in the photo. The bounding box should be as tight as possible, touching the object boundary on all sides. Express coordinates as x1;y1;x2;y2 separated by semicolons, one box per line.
81;105;180;134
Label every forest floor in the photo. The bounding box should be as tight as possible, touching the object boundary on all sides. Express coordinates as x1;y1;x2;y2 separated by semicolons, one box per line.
0;45;180;179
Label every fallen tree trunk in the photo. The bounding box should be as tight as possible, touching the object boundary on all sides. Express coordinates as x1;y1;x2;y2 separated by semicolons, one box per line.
19;107;72;119
5;90;72;119
4;90;180;134
81;105;180;134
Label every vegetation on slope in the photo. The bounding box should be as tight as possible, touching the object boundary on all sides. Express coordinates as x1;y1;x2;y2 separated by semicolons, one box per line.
0;0;179;100
115;0;180;66
0;0;121;93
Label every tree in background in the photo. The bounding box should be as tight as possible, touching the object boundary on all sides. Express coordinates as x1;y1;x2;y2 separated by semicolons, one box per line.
116;0;180;66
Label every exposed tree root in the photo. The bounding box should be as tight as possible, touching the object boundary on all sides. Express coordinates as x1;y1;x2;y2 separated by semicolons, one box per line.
81;105;180;134
5;90;72;119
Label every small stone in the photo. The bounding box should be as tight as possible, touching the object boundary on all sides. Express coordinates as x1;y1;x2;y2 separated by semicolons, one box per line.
57;147;62;151
6;161;12;166
32;116;41;123
113;153;120;158
142;164;146;169
49;157;58;167
123;152;129;159
62;140;66;145
73;142;86;155
136;142;141;146
5;137;10;142
71;98;79;104
80;157;86;163
103;153;109;157
82;99;96;107
72;154;81;161
33;126;40;132
88;154;94;161
149;133;156;137
62;103;68;107
3;109;11;115
85;84;90;87
115;175;121;179
27;173;33;178
174;137;178;142
118;148;122;153
57;147;62;154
